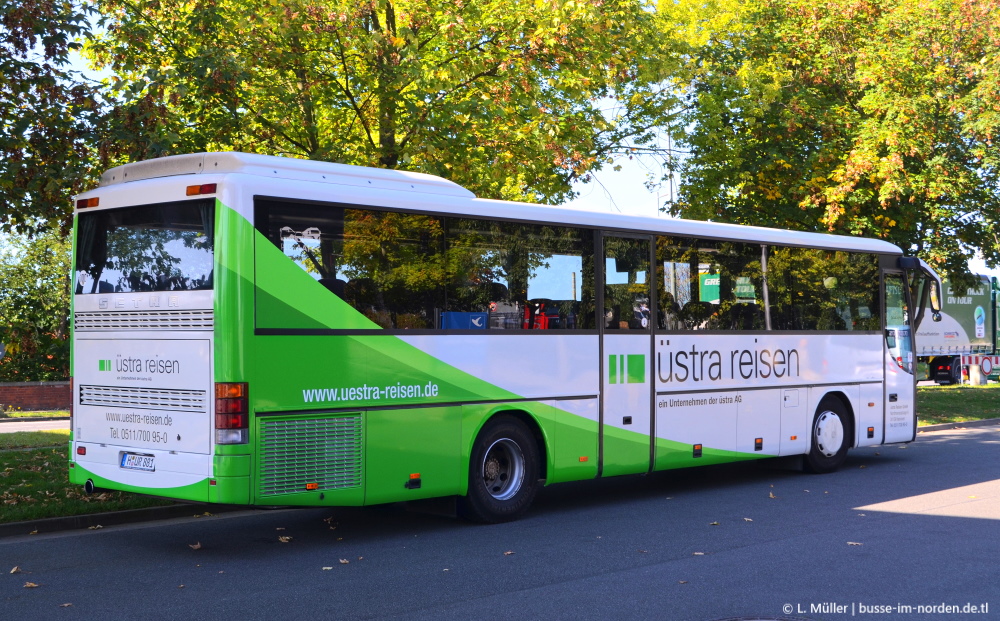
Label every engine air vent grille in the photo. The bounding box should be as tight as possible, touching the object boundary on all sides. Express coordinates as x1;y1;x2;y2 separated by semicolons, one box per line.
79;385;208;413
74;310;214;331
259;416;363;496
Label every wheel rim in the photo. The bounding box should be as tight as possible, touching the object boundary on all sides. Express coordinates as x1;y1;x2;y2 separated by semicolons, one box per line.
480;438;525;501
814;410;844;457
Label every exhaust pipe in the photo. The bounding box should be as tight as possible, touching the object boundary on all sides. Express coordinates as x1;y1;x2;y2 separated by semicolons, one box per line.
84;479;102;495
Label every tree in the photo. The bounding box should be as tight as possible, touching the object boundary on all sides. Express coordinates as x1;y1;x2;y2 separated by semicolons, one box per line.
1;0;101;236
0;230;71;381
661;0;1000;281
86;0;679;204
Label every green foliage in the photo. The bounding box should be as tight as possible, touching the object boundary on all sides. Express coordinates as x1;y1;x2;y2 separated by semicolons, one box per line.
0;0;102;236
0;230;71;381
662;0;1000;281
86;0;679;204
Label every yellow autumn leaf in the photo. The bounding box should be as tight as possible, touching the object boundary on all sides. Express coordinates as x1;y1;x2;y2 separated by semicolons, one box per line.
24;582;39;588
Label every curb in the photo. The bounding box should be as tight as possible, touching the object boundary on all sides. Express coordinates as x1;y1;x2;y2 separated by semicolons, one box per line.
918;417;1000;432
0;503;242;539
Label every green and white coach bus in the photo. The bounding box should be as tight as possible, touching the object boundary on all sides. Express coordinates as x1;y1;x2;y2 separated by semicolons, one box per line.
69;152;941;522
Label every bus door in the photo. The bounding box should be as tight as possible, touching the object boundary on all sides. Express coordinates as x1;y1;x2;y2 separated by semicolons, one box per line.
600;234;654;477
883;271;916;442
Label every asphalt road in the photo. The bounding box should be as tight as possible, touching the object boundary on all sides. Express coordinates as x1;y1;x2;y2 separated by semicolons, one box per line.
2;426;998;621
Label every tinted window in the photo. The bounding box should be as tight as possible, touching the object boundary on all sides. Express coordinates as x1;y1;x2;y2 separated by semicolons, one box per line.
656;237;764;330
75;200;215;294
255;199;595;330
766;247;880;331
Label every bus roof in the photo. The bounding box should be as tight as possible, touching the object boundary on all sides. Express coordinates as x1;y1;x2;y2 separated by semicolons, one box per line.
93;151;902;255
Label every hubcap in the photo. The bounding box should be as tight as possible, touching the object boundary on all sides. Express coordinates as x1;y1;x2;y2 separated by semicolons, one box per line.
814;410;844;457
481;438;525;501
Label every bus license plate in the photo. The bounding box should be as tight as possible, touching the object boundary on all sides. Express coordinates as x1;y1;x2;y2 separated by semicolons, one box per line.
121;453;155;472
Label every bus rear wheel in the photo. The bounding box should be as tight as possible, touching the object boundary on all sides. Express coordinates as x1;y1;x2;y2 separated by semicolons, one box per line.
804;398;851;474
459;416;540;523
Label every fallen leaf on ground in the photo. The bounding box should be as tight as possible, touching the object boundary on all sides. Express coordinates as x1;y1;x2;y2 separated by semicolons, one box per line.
59;603;72;607
278;536;292;543
692;552;705;556
847;542;863;546
678;580;688;584
769;491;777;499
743;518;753;522
24;582;39;588
88;525;103;530
322;567;333;571
10;566;22;574
503;550;515;556
339;559;350;564
709;521;719;526
189;542;202;550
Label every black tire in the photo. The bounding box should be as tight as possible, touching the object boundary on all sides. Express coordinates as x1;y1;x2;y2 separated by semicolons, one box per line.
459;416;540;523
935;357;961;385
804;397;851;474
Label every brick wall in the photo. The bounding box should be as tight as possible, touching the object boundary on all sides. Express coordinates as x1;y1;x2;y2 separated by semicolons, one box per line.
0;381;71;412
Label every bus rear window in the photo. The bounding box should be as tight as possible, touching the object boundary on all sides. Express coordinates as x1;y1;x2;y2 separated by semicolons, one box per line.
75;199;215;294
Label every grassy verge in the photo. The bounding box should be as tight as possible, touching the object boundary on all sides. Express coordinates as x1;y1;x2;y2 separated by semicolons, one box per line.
0;430;71;451
1;409;69;419
917;383;1000;426
0;431;173;524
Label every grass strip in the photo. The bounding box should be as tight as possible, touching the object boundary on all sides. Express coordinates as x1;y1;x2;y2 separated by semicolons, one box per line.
1;432;173;524
0;430;70;451
917;383;1000;426
1;410;70;419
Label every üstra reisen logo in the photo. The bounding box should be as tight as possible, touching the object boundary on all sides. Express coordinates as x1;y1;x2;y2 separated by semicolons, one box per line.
609;354;646;384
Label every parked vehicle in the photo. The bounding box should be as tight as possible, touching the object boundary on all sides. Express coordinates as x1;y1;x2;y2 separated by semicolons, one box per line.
916;275;999;384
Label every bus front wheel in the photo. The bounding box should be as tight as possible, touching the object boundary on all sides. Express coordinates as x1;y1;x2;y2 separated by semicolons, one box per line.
459;416;540;523
804;398;851;474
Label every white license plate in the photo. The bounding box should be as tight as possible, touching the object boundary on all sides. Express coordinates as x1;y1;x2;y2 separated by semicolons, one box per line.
120;453;155;472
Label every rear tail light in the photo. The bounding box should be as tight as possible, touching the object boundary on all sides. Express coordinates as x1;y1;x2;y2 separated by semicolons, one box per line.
186;183;217;196
215;382;248;444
